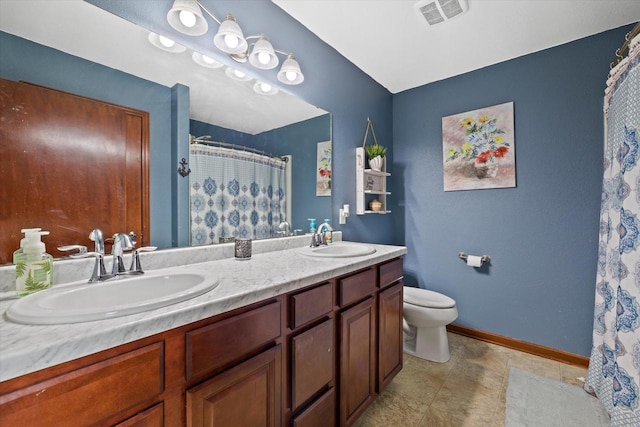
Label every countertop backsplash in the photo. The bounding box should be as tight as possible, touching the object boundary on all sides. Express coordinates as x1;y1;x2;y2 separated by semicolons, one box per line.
0;233;341;298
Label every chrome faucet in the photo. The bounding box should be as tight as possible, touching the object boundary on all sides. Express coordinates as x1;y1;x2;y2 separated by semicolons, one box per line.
60;230;156;282
277;220;291;237
314;219;333;246
309;233;326;247
58;245;113;283
59;228;114;282
127;246;158;275
111;233;135;275
89;228;105;256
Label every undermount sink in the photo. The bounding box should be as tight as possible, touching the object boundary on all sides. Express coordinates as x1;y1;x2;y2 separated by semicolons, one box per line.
6;271;219;325
301;242;376;258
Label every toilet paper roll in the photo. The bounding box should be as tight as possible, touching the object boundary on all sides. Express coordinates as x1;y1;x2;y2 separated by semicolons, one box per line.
466;255;483;267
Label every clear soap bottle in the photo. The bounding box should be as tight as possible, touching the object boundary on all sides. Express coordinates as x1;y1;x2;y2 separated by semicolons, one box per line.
15;229;53;297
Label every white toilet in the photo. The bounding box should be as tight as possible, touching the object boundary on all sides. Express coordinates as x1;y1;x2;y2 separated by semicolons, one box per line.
403;286;458;363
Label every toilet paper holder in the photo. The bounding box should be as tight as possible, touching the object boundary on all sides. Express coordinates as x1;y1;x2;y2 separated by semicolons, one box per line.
458;252;491;264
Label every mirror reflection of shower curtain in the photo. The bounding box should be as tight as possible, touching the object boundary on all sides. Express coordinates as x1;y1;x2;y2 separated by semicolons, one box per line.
585;32;640;425
189;143;287;244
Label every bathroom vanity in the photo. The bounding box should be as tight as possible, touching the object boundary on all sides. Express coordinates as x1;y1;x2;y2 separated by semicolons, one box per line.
0;239;406;426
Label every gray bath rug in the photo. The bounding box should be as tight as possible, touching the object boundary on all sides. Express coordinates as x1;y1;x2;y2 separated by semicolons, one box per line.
505;367;609;427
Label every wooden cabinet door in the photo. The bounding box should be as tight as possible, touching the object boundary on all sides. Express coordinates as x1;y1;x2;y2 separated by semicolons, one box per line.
0;78;149;263
186;345;282;427
291;318;334;411
378;282;403;393
339;298;375;426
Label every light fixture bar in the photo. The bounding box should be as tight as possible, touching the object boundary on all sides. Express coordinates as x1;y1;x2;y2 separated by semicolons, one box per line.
167;0;305;85
194;0;222;24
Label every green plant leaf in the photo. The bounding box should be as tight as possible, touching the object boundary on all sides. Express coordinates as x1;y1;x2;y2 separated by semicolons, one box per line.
15;261;26;278
365;143;387;159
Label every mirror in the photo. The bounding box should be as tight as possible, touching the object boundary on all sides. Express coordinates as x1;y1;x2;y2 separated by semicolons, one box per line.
0;0;331;262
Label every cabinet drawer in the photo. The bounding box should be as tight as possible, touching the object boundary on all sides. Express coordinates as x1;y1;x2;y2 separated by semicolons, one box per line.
115;402;164;427
292;387;336;427
291;318;334;411
186;301;281;381
290;282;333;329
0;343;163;427
338;268;376;307
379;258;403;289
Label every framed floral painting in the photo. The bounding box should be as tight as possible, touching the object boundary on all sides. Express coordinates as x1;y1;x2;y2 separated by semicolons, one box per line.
316;140;331;196
442;102;516;191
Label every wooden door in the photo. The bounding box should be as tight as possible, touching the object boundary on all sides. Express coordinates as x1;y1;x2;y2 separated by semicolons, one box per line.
339;298;375;426
0;78;149;263
186;345;282;427
378;282;403;393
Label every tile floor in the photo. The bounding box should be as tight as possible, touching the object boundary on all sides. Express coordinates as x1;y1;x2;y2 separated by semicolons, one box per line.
353;332;588;427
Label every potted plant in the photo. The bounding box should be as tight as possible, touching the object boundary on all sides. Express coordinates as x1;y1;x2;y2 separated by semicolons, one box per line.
365;143;387;171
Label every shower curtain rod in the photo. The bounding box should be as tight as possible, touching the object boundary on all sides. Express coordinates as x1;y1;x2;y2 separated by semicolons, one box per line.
611;21;640;69
190;135;288;162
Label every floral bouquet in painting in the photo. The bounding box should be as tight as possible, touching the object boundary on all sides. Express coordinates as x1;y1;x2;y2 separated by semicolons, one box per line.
446;116;510;166
318;166;331;184
316;141;332;195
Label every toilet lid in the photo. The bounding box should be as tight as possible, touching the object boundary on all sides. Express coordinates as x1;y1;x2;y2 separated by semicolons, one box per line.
404;286;456;309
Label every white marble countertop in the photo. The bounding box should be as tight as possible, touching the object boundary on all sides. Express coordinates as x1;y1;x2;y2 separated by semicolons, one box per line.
0;240;406;383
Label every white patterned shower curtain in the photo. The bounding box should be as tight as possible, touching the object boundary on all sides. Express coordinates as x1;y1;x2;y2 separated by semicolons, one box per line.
189;143;287;245
585;32;640;426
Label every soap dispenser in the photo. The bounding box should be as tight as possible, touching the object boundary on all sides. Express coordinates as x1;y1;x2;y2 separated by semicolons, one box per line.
15;229;53;297
13;227;42;265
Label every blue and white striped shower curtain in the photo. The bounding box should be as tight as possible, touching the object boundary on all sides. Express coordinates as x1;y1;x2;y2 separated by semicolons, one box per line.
585;32;640;426
189;143;287;245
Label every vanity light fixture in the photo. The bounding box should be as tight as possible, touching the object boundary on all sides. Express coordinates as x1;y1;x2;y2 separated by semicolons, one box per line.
167;0;208;36
253;81;279;96
166;0;305;85
225;66;253;82
277;54;304;85
249;35;279;70
213;14;248;55
148;32;187;53
192;51;224;68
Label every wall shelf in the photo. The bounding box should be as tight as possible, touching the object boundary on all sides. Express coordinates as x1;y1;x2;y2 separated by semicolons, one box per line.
356;147;391;215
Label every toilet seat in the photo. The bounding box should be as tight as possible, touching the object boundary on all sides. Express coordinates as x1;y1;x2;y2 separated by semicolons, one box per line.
404;287;455;309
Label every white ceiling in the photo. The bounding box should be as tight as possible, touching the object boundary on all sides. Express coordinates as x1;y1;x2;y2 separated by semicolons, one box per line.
0;0;327;135
273;0;640;93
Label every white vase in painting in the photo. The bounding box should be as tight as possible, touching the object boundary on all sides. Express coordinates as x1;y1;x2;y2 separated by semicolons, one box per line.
369;156;384;171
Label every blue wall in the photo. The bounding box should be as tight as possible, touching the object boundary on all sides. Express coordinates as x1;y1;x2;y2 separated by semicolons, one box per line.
392;26;633;356
0;31;175;249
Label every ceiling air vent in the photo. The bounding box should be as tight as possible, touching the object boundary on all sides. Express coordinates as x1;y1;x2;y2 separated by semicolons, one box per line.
415;0;469;26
